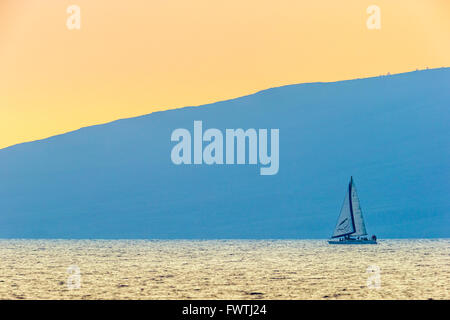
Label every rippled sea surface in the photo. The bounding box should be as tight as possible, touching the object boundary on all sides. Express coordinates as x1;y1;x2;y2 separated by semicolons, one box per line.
0;239;448;299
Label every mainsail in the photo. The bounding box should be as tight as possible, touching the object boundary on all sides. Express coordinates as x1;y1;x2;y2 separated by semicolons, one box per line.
332;177;367;238
349;179;367;236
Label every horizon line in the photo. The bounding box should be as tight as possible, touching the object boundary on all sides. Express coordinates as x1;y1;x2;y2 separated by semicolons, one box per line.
0;238;448;241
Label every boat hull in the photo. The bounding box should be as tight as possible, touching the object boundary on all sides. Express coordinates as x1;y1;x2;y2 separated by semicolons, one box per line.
328;239;377;245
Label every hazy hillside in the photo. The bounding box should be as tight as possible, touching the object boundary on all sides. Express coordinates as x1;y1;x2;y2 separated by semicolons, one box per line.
0;68;449;238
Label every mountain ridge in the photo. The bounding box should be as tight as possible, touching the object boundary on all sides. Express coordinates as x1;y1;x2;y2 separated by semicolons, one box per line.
3;67;447;151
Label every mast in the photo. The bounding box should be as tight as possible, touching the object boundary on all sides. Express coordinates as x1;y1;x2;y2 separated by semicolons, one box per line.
348;176;356;234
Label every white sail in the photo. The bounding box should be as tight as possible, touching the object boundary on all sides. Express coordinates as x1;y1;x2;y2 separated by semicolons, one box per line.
332;186;355;238
350;181;368;236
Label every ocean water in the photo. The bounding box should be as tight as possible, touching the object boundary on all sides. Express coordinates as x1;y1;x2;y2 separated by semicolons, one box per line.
0;239;448;300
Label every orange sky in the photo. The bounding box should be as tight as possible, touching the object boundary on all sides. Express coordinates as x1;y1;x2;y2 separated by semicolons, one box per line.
1;0;449;149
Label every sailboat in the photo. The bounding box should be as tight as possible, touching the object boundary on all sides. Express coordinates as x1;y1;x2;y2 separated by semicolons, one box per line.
328;177;377;244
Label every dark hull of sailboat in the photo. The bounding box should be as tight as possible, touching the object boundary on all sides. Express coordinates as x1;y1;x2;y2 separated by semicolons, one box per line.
328;239;377;245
